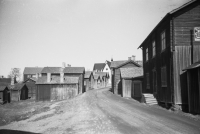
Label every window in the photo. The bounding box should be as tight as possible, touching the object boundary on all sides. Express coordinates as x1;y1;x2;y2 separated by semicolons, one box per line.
146;73;150;88
161;66;167;87
146;48;148;61
161;31;166;51
152;41;156;57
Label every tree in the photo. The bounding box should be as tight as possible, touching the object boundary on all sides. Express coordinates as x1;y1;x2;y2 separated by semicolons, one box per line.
8;68;21;83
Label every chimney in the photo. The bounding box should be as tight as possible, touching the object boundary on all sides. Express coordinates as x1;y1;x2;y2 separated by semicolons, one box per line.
128;57;131;61
131;55;136;61
111;57;113;62
47;73;51;83
62;62;66;69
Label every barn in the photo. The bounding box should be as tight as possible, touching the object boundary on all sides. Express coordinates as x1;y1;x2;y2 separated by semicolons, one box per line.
36;76;79;101
0;86;10;104
10;83;29;101
120;68;143;100
138;0;200;109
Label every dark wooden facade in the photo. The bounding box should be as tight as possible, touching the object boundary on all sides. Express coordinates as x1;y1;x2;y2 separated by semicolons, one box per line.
138;1;200;106
183;61;200;114
84;71;94;92
23;78;36;99
0;86;10;104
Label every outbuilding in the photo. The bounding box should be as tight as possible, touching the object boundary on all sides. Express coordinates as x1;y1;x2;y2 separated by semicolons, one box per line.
0;86;10;104
120;67;143;100
11;83;29;101
84;71;94;92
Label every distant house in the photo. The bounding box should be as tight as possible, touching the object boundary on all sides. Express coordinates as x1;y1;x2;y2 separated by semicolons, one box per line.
10;83;29;101
23;77;37;99
120;67;143;100
138;0;200;108
0;86;10;104
36;65;85;101
84;71;94;92
110;57;141;96
23;67;43;81
93;60;111;84
183;60;200;114
95;72;109;88
93;74;100;89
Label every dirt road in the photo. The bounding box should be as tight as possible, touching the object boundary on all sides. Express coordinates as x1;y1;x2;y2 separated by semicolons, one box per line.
1;87;200;134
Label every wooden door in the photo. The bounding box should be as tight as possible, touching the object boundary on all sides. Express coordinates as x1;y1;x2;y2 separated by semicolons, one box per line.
132;81;142;97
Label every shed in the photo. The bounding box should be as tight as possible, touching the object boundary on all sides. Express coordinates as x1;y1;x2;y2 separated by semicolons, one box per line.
120;68;143;99
93;74;100;89
0;86;10;104
183;60;200;114
11;83;29;101
23;77;37;99
36;76;79;101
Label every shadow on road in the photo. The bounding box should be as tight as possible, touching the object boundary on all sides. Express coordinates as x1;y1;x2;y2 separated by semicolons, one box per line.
0;129;40;134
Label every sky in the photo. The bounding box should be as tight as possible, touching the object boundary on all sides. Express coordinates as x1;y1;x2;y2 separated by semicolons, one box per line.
0;0;190;79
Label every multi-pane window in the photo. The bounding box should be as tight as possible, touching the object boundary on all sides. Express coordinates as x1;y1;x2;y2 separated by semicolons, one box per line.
161;66;167;87
152;41;156;57
146;48;148;61
161;31;166;51
146;73;150;88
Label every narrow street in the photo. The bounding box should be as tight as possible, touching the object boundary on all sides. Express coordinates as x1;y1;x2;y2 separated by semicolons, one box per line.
1;87;200;134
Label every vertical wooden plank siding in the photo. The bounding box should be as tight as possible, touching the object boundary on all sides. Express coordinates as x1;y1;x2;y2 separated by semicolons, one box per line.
174;46;191;104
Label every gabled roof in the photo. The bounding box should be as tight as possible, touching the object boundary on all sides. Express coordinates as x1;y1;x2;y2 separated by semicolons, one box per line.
93;74;100;80
110;60;127;68
84;71;92;79
36;76;79;84
111;60;141;69
183;60;200;71
0;86;8;91
23;77;37;83
11;83;26;91
120;67;143;79
23;67;43;74
93;63;105;71
138;0;198;49
41;67;85;74
95;72;108;77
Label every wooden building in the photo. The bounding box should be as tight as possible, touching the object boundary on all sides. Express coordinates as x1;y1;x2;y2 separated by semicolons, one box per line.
0;86;10;104
23;77;37;99
138;0;200;108
93;74;100;89
10;83;29;101
36;76;79;101
23;67;43;81
183;60;200;114
120;68;143;100
84;71;94;92
0;78;11;86
110;58;141;96
36;66;84;101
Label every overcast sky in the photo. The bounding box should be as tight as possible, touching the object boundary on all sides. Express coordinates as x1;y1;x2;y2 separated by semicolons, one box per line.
0;0;190;78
